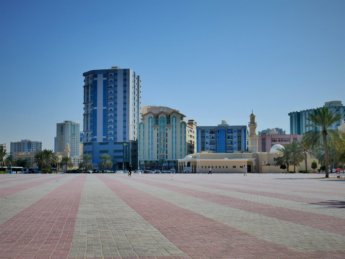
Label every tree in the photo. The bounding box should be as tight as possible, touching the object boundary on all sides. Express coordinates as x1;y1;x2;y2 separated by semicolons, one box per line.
35;150;57;173
333;131;345;167
61;156;72;172
311;160;318;173
0;146;6;166
274;141;304;173
288;141;304;173
303;107;341;178
99;154;113;171
300;138;310;173
274;146;290;173
80;154;93;171
5;155;13;167
14;158;29;168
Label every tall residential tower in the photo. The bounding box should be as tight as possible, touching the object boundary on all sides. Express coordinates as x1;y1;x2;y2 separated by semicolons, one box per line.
54;121;80;158
83;67;141;169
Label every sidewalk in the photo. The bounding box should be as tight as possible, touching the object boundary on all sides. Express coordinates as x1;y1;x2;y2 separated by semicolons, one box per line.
0;173;344;258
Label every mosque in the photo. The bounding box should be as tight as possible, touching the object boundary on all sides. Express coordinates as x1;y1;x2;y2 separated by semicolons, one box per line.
178;113;316;173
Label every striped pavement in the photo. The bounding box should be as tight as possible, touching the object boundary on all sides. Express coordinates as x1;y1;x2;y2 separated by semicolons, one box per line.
0;173;344;258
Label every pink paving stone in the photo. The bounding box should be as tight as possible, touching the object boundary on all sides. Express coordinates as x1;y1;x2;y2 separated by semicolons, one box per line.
0;176;39;184
97;175;312;259
171;177;338;203
0;175;64;197
0;175;85;259
176;175;344;196
67;257;188;259
136;178;345;236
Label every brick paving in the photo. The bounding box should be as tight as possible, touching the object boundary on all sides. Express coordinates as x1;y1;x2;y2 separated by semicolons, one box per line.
0;173;344;258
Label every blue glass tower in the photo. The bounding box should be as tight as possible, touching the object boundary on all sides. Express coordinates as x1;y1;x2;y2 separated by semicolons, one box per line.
82;67;141;169
289;101;345;134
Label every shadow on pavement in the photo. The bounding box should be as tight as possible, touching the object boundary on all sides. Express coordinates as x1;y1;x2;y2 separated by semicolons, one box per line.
311;200;345;209
274;177;325;180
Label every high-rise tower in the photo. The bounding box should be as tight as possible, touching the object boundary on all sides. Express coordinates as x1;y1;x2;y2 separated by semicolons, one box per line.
54;121;80;158
82;67;141;169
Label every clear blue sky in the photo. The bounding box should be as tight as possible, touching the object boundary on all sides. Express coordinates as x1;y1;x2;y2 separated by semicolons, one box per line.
1;0;344;150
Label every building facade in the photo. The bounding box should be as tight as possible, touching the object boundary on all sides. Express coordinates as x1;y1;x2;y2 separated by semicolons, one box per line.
10;140;42;167
82;67;141;169
258;131;302;152
178;149;317;174
54;121;80;158
186;119;197;154
197;121;247;153
289;101;345;135
138;106;187;169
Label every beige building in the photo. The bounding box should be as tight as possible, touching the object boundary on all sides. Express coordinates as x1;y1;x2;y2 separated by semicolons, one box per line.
139;106;187;169
178;144;318;173
186;120;197;154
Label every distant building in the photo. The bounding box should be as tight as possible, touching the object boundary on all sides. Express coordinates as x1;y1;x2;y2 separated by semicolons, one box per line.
186;120;197;154
138;106;187;169
289;101;345;134
10;140;42;167
54;121;80;158
258;130;302;152
259;128;286;135
197;120;247;153
82;67;141;169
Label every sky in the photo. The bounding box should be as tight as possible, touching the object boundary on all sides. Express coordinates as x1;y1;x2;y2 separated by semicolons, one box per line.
0;0;344;150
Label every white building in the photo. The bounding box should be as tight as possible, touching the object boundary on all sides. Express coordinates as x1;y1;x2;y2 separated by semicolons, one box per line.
54;121;80;158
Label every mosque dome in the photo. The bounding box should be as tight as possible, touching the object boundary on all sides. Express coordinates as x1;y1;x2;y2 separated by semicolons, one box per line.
269;144;285;154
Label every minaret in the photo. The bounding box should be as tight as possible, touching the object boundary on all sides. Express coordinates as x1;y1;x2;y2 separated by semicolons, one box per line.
248;111;258;153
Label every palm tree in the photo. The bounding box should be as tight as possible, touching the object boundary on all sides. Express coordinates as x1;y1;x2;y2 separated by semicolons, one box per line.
288;141;304;173
35;150;57;173
274;146;291;173
5;155;13;167
99;154;113;171
274;141;304;173
300;138;310;173
80;154;93;171
61;156;72;172
303;107;341;178
333;131;345;167
14;158;29;168
0;146;6;166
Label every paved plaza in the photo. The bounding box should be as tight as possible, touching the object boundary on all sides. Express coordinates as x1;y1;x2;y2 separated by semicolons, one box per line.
0;173;344;259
